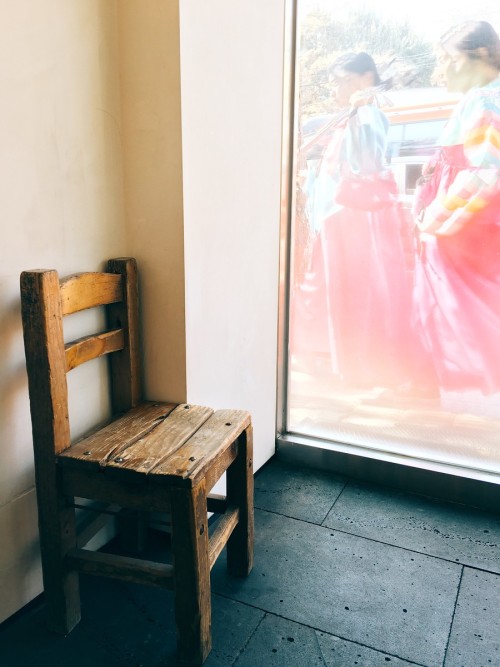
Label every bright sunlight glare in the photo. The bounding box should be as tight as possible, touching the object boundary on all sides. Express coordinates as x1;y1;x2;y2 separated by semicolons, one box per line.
301;0;500;41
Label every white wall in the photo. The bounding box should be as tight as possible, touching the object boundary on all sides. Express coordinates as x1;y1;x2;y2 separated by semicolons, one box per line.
179;1;285;472
0;1;127;623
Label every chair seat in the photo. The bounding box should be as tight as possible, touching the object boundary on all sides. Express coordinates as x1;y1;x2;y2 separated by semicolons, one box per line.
59;402;250;489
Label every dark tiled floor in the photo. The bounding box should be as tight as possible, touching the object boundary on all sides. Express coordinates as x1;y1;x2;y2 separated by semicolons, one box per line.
1;457;499;666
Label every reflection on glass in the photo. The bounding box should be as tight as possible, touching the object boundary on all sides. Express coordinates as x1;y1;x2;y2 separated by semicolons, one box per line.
287;2;500;476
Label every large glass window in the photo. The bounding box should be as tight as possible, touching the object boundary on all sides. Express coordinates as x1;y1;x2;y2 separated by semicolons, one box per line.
283;1;500;481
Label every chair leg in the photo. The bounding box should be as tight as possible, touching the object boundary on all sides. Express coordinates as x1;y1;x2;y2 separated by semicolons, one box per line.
118;509;148;554
170;481;212;664
226;424;254;577
37;489;81;634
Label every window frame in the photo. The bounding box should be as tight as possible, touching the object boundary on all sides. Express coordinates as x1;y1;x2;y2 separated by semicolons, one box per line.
276;0;500;487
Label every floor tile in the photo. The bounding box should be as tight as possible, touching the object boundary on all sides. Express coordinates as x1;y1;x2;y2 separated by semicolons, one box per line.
2;461;496;667
444;568;500;667
233;613;418;667
323;482;500;573
233;613;325;666
0;597;125;667
212;509;461;667
80;574;178;666
316;630;418;666
206;596;265;666
84;575;264;667
254;459;346;523
0;575;264;667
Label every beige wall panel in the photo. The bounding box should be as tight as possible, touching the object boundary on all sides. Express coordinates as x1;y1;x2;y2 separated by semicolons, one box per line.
118;0;187;403
0;1;127;622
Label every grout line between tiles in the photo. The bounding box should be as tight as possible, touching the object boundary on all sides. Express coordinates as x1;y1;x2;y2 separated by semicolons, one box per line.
229;611;267;667
313;625;329;667
441;565;464;667
255;507;499;574
319;478;350;525
253;505;331;528
322;523;500;574
214;592;429;667
452;562;500;576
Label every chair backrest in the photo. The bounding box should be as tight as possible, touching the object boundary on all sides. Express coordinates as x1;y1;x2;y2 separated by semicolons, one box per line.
20;257;142;458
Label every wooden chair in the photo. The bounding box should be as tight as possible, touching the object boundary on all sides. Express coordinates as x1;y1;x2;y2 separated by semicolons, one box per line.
20;257;254;665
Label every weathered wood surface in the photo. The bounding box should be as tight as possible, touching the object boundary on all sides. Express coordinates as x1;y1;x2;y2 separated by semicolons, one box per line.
208;505;239;569
21;270;71;455
20;269;80;632
62;468;173;512
65;329;124;371
106;258;141;412
66;549;174;588
171;481;211;663
227;424;254;577
61;406;250;490
60;272;123;315
105;404;214;477
150;409;251;487
59;402;177;471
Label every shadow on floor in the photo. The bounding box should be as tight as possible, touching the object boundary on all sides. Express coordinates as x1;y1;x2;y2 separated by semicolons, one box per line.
1;456;499;666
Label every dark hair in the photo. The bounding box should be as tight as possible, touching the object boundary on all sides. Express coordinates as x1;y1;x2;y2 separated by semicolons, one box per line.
440;20;500;68
331;52;381;86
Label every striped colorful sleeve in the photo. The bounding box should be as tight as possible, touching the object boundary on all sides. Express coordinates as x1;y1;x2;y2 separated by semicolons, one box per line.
418;88;500;236
420;168;499;235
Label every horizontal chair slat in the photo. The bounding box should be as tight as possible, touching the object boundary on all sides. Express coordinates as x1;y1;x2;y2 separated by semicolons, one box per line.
209;506;239;569
60;272;123;315
65;549;174;589
62;468;174;512
65;329;125;371
207;493;227;514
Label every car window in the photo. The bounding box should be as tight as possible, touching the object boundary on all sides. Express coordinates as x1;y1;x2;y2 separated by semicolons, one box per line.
388;119;447;159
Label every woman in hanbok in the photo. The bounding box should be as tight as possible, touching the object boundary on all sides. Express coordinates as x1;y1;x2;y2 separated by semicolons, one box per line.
293;52;423;391
413;21;500;394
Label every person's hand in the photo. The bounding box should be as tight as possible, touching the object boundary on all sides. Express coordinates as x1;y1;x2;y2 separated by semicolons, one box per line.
349;90;374;108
